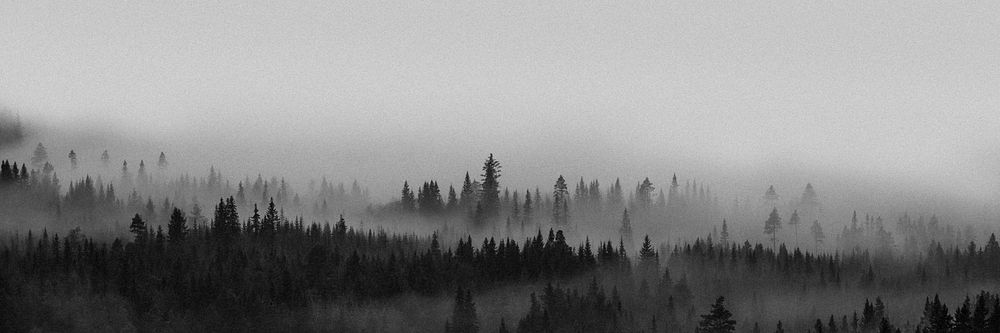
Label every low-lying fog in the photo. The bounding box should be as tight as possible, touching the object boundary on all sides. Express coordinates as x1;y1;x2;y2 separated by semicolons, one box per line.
2;1;999;223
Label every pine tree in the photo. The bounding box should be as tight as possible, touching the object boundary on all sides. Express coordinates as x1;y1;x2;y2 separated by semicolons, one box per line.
145;197;156;222
460;172;475;210
248;204;262;234
137;160;148;188
522;190;533;227
335;214;347;235
262;198;279;236
788;210;800;246
609;178;624;208
638;235;658;276
212;197;240;240
68;150;78;169
236;182;246;205
479;154;501;219
552;175;569;225
31;143;48;168
986;298;1000;332
167;207;187;244
697;296;736;333
620;209;633;249
121;161;132;189
100;150;110;167
190;201;203;229
636;177;655;209
720;219;730;246
763;185;779;207
811;220;825;250
157;152;168;169
400;181;416;212
799;183;820;215
129;214;147;244
954;297;972;333
764;208;781;249
511;191;520;222
447;185;459;212
448;286;479;333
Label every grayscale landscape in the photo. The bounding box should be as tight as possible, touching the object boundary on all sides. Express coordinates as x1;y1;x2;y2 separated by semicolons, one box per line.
1;1;999;332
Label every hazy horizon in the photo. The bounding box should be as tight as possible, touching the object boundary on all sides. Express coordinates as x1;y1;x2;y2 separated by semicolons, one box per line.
2;1;998;215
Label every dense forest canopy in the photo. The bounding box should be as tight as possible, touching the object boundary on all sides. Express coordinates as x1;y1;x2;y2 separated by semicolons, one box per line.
3;1;999;331
1;142;998;332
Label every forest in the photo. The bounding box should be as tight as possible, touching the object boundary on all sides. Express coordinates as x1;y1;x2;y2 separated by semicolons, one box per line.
4;1;997;331
1;141;999;332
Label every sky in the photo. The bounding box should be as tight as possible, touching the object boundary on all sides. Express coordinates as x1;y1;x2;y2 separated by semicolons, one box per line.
1;1;998;212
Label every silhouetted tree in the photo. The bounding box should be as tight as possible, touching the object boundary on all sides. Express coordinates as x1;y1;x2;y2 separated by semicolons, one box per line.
167;207;187;243
479;154;501;219
400;181;416;212
552;175;569;225
764;208;781;249
697;296;736;333
129;214;147;244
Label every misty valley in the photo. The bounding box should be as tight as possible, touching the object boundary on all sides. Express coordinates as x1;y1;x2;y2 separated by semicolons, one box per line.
2;112;999;333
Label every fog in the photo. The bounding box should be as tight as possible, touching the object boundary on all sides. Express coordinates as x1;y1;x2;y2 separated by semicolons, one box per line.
3;2;999;224
4;2;1000;331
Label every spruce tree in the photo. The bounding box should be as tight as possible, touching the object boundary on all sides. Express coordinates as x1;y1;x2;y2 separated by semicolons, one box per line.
400;181;415;212
552;175;569;225
167;207;187;243
446;185;459;212
262;198;279;235
129;214;147;244
522;190;533;226
697;296;736;333
460;172;475;209
479;154;501;218
248;204;262;234
638;235;658;276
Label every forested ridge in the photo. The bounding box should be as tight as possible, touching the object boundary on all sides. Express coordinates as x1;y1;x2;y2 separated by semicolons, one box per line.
1;151;999;332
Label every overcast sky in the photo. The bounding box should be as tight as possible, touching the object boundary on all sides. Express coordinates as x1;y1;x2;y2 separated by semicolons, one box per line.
1;1;998;209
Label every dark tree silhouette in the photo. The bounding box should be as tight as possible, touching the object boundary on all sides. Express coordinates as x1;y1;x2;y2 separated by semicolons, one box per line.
552;175;569;225
478;154;501;220
697;296;736;333
167;207;187;243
